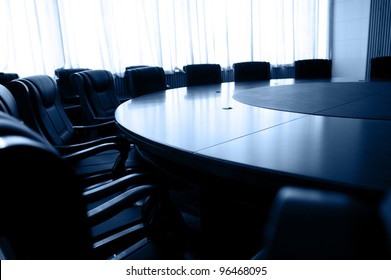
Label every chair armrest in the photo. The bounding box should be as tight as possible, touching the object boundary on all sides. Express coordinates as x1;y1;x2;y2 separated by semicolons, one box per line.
92;116;115;122
87;184;158;225
73;120;119;139
83;172;151;201
57;135;132;179
60;142;127;162
55;135;131;155
73;119;117;131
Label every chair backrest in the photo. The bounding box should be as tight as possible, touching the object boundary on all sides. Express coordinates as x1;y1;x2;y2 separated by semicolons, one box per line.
8;75;76;146
55;68;90;104
255;186;385;260
0;84;20;119
0;73;19;89
124;66;167;98
294;59;332;80
370;56;391;81
183;64;222;86
0;112;92;259
233;61;271;82
125;65;149;71
71;69;120;123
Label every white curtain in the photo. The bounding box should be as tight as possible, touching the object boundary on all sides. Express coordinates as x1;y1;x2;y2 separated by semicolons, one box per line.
0;0;64;77
0;0;331;77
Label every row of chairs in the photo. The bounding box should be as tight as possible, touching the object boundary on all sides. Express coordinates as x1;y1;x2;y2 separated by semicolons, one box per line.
0;111;188;260
49;57;368;124
178;55;391;85
232;56;391;82
6;54;391;108
52;59;333;115
0;75;188;259
181;59;332;86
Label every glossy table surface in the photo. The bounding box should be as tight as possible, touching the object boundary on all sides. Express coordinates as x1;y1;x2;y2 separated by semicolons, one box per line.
115;79;391;193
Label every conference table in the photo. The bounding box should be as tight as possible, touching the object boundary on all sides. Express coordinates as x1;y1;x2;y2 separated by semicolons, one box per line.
115;78;391;258
115;78;391;193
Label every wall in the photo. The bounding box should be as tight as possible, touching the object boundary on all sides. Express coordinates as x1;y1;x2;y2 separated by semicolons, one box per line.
332;0;371;80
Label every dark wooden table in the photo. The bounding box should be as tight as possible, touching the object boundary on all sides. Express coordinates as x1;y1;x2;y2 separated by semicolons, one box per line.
116;79;391;193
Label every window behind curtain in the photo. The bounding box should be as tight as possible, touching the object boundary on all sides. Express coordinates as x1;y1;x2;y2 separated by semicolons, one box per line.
0;0;331;77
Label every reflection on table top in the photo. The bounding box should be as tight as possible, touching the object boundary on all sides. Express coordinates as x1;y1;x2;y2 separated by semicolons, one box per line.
115;79;391;192
234;80;391;119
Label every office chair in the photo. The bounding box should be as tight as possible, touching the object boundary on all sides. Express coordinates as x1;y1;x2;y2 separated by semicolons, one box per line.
124;66;168;98
55;68;90;105
0;72;19;89
0;111;187;259
252;185;386;260
183;63;222;86
123;65;149;99
370;56;391;81
232;61;271;82
55;68;90;125
2;80;128;185
294;59;332;80
71;69;122;125
7;75;143;186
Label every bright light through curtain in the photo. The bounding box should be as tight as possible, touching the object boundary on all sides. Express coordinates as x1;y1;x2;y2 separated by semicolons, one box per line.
0;0;331;77
0;0;64;77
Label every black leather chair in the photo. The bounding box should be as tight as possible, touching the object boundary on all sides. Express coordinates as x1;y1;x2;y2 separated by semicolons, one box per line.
55;68;90;105
55;68;90;125
0;72;19;89
124;66;168;98
370;56;391;81
253;185;386;260
71;69;122;125
233;61;271;82
7;75;143;186
0;111;184;259
294;59;332;80
183;64;222;86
